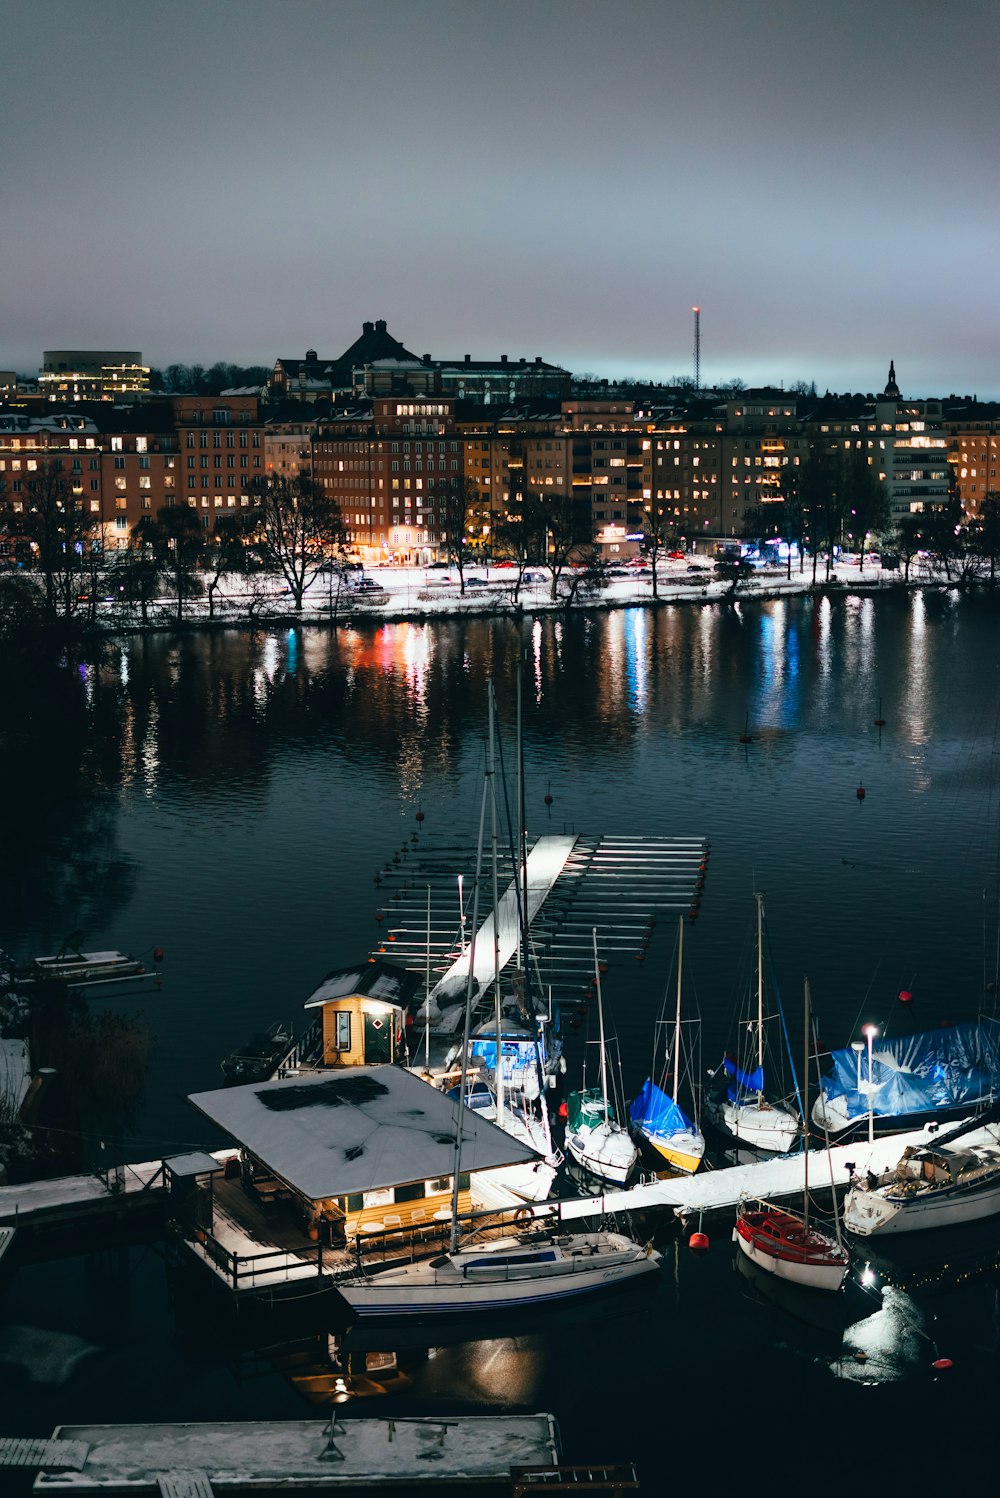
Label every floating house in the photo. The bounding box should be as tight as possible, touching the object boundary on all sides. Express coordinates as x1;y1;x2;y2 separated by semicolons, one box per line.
183;1064;541;1292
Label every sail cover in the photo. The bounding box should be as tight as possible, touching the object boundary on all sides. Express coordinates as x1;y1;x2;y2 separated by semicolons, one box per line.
723;1056;765;1101
629;1079;695;1140
818;1018;1000;1122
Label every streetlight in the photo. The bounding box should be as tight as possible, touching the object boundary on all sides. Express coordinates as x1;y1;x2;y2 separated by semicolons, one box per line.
863;1024;879;1145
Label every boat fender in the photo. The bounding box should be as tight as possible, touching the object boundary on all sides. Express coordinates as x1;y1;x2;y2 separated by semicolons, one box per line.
514;1206;534;1226
898;989;913;1004
932;1358;953;1370
688;1231;709;1253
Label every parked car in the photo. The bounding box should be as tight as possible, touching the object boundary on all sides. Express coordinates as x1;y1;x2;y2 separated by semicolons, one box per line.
466;577;488;588
667;550;687;560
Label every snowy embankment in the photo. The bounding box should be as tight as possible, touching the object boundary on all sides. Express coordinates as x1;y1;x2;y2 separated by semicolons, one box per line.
83;555;911;632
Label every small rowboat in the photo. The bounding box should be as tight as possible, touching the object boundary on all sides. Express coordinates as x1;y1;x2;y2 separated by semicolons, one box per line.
734;1199;849;1293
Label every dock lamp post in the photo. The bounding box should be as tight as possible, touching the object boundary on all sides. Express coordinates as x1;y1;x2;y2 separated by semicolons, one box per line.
863;1024;879;1145
851;1040;864;1094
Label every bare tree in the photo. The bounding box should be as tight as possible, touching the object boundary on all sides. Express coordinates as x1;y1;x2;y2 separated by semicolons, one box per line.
537;492;593;602
969;492;1000;586
641;499;675;600
0;460;98;622
204;511;256;619
440;473;478;595
245;473;345;610
154;504;206;623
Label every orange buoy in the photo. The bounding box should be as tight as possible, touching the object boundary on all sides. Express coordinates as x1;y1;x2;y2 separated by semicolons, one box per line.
558;1100;569;1120
688;1231;710;1252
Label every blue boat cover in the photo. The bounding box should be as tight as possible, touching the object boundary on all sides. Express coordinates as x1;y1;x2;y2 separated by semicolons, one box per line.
819;1018;1000;1122
723;1056;765;1101
629;1078;696;1139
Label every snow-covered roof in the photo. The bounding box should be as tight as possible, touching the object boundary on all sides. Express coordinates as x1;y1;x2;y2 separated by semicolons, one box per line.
303;958;421;1011
187;1065;538;1201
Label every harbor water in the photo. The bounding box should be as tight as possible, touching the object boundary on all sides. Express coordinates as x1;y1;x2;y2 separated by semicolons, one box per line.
3;589;1000;1489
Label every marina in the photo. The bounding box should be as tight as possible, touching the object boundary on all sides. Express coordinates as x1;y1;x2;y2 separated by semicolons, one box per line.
4;598;1000;1490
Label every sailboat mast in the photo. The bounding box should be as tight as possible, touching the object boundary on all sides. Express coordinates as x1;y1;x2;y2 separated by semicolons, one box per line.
424;884;431;1074
803;977;811;1235
593;928;609;1115
488;682;503;1125
673;916;683;1103
756;893;765;1104
449;772;489;1255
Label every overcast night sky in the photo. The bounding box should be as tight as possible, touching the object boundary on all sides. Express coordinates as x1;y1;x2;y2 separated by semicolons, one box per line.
3;0;999;397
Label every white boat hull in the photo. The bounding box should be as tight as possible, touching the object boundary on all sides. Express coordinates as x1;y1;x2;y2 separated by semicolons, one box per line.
844;1175;1000;1236
566;1122;638;1186
707;1098;799;1154
734;1225;848;1292
337;1233;660;1317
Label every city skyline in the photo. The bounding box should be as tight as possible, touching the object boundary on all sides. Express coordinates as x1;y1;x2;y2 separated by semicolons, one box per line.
3;0;999;397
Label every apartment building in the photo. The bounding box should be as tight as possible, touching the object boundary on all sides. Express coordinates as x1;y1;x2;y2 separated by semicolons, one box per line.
172;394;264;528
0;411;103;559
313;397;465;562
945;404;1000;519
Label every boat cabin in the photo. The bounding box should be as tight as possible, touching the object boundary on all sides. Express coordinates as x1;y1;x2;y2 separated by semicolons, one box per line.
302;959;420;1068
187;1064;540;1243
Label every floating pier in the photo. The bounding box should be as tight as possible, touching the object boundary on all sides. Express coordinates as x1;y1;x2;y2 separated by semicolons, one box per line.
18;1415;560;1492
536;1119;990;1225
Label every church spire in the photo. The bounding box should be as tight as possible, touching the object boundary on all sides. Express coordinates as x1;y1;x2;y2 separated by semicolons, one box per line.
883;360;900;398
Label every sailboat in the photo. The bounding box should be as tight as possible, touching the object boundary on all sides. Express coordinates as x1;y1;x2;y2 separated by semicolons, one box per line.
843;1114;1000;1236
704;893;799;1153
565;931;639;1186
734;978;850;1293
335;793;661;1320
629;916;705;1174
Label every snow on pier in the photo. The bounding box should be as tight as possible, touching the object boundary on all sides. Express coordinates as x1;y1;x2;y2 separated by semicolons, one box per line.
29;1415;561;1490
536;1120;987;1224
426;834;576;1030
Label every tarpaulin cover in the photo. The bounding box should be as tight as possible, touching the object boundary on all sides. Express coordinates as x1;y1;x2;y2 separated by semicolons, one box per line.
629;1078;696;1140
723;1056;765;1101
818;1018;1000;1122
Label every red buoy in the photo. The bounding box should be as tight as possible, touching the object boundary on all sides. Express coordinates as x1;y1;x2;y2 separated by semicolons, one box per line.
899;989;913;1004
152;947;165;964
932;1357;953;1370
856;784;866;801
415;810;425;823
689;1231;710;1252
557;1100;569;1120
544;794;553;806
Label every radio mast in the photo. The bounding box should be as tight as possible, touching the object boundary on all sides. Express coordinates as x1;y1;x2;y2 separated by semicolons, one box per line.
692;306;701;390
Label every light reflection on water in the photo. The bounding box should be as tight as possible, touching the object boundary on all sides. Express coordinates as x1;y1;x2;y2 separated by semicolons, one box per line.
4;595;1000;1479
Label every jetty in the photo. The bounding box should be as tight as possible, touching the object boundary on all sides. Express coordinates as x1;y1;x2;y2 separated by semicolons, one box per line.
534;1119;988;1225
9;1414;560;1492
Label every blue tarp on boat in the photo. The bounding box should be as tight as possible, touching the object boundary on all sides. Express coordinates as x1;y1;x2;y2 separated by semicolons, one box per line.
819;1018;1000;1122
629;1078;696;1140
723;1056;765;1102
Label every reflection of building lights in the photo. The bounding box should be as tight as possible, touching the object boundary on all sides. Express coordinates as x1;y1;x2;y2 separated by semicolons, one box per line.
861;1266;876;1288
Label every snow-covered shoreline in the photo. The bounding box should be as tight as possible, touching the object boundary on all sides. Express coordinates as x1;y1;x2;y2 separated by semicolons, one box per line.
75;556;923;633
